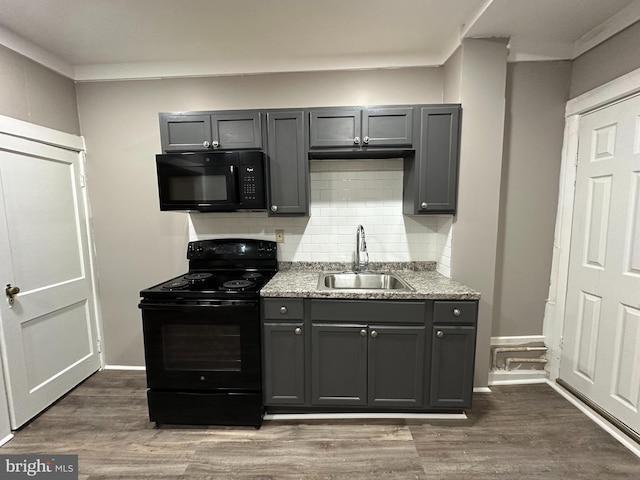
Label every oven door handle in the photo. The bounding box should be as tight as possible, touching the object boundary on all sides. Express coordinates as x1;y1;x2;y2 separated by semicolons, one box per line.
139;300;257;310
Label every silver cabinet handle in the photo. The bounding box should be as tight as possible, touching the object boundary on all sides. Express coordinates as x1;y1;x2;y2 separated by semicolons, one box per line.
203;140;211;148
360;329;367;337
271;205;278;212
370;330;378;338
212;140;219;148
453;308;461;317
436;330;444;338
420;202;428;209
363;136;370;144
295;327;302;335
279;306;287;314
353;136;361;145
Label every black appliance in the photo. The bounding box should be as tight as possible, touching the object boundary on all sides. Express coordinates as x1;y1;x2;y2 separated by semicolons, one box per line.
139;238;277;427
156;151;266;212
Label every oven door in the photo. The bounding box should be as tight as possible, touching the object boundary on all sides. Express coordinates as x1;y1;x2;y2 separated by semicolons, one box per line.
140;300;261;391
156;152;239;211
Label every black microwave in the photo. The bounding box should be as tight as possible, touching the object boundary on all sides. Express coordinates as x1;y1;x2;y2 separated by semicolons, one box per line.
156;151;266;212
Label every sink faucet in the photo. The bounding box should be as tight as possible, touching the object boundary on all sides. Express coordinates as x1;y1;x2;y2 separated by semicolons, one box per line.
355;225;369;272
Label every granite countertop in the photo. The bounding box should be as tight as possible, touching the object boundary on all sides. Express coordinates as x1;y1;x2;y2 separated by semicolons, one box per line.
261;262;481;300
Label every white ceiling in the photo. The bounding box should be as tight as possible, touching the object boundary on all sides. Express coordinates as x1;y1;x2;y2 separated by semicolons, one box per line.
0;0;638;81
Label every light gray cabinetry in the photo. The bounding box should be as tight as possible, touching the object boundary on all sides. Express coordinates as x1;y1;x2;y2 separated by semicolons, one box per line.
430;300;477;408
310;300;426;408
309;107;413;149
262;299;305;405
403;105;461;214
265;111;308;216
159;111;262;152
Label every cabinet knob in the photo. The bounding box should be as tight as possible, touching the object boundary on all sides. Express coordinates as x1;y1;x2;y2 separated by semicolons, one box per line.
212;140;219;148
363;136;370;144
271;205;278;212
370;330;378;338
202;140;211;148
420;202;428;209
436;330;444;338
279;306;287;314
453;308;461;317
294;327;302;335
360;329;367;337
353;136;361;145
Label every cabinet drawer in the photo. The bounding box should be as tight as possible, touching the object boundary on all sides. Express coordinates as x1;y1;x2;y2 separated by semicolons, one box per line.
263;298;304;320
311;300;426;324
433;301;477;324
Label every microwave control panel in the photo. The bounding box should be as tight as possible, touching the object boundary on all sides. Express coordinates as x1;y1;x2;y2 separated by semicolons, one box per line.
238;159;265;209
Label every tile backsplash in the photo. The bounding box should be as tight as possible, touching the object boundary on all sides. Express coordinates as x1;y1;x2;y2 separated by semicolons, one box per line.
189;159;452;277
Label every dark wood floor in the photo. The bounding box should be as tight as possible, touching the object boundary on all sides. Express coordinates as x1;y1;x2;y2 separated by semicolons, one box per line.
1;371;638;479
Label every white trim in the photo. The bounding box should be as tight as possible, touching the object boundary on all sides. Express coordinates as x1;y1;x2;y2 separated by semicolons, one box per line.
0;25;74;79
264;412;467;421
0;433;14;447
572;1;640;59
473;386;491;393
544;65;640;384
489;370;548;386
103;365;146;371
547;380;640;458
490;335;545;346
0;114;84;152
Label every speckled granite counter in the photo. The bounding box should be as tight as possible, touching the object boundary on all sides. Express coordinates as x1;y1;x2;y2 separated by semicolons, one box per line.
260;262;480;300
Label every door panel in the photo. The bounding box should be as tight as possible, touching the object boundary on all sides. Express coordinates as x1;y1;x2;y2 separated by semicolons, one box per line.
560;93;640;434
0;132;100;428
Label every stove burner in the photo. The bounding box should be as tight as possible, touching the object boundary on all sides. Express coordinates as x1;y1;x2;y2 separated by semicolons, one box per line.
184;273;213;281
242;272;264;280
162;280;190;290
222;280;254;290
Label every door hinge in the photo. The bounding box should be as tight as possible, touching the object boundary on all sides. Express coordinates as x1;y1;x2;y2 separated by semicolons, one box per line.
80;174;86;188
96;339;102;353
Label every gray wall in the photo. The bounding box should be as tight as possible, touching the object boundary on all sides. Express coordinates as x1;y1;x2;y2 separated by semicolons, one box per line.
446;38;509;386
0;45;79;135
494;61;571;337
571;21;640;98
76;68;444;366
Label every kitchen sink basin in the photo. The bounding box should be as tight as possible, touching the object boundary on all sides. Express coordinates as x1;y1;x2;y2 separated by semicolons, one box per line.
317;271;414;292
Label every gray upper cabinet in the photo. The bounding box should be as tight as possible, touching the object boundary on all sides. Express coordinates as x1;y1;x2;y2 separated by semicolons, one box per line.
403;105;461;214
266;111;308;216
308;107;413;150
159;111;262;152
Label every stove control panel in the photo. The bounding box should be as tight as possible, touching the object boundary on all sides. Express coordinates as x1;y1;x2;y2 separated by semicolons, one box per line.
187;239;277;260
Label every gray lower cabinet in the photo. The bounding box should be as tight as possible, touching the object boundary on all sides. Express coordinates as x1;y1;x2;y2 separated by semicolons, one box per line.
403;105;461;214
430;300;478;408
262;298;306;405
309;106;413;149
265;111;308;215
159;111;262;152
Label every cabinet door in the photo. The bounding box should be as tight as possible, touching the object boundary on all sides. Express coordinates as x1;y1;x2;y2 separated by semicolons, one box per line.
368;325;425;407
263;322;305;405
404;106;461;214
160;114;212;152
311;324;367;406
430;325;476;408
266;111;308;215
362;107;413;147
211;112;262;149
309;109;362;148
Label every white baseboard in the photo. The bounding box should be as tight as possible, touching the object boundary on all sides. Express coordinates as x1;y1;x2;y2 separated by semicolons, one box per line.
473;387;491;393
264;412;467;421
0;433;14;447
547;380;640;458
490;335;546;346
103;365;146;371
489;369;549;385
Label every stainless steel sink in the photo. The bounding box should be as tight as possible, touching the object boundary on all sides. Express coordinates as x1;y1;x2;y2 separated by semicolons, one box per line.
317;271;414;292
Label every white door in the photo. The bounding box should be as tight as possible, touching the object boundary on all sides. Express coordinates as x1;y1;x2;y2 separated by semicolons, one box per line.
0;129;101;429
560;93;640;434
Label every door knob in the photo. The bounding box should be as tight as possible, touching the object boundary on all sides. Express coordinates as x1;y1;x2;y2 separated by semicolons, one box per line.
5;284;20;306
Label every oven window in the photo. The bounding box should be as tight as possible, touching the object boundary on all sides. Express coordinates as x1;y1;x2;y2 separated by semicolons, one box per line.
162;324;241;371
168;174;228;201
